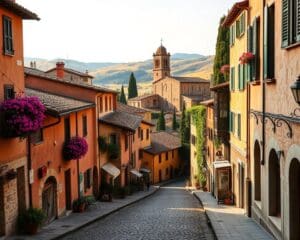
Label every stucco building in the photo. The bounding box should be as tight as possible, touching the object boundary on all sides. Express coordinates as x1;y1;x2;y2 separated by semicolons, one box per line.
128;45;211;112
0;1;39;237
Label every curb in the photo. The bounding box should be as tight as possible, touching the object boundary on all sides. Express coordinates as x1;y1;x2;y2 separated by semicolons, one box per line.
192;192;217;239
51;187;160;240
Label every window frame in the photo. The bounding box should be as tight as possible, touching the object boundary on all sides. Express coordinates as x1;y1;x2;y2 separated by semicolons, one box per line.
82;115;88;137
4;84;15;100
3;16;14;56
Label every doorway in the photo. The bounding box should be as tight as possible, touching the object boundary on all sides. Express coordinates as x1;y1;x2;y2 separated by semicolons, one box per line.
64;170;72;210
289;158;300;240
42;177;57;224
239;163;244;208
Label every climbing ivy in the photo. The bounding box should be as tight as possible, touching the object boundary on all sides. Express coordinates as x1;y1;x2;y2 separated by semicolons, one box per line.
188;106;206;185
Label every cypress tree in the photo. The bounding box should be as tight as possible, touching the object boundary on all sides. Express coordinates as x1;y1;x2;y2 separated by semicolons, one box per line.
172;108;177;130
213;16;230;85
156;110;166;131
128;72;138;99
119;85;127;104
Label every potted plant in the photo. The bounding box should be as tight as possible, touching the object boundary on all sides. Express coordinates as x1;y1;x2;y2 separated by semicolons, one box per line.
63;136;88;161
18;208;45;235
0;96;45;138
72;197;87;213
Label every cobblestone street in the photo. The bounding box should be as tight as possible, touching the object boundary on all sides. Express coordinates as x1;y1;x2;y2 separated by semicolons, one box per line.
60;181;215;240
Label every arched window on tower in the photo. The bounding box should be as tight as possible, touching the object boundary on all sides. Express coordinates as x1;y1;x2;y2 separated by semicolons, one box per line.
155;60;160;68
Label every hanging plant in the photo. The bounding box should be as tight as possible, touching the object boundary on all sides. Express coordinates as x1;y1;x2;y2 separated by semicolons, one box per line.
0;96;45;138
98;136;107;153
63;136;88;160
239;52;254;64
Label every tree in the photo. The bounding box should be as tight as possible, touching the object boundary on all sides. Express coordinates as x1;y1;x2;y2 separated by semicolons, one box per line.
128;72;138;99
180;105;190;144
172;108;178;130
119;85;127;104
156;110;166;131
212;16;230;85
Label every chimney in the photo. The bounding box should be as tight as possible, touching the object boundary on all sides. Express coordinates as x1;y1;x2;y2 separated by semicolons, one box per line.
56;62;65;79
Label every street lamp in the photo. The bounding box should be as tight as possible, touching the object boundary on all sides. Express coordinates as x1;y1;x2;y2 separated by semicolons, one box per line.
291;75;300;106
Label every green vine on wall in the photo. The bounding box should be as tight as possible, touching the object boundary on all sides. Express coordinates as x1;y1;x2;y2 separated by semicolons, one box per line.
188;106;207;185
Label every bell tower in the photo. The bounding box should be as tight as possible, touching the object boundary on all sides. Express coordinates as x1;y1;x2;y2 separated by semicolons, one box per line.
153;43;170;82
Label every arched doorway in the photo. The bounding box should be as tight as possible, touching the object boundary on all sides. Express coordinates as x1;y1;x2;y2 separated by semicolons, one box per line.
269;149;280;217
42;177;57;224
254;141;261;201
289;158;300;240
93;166;99;198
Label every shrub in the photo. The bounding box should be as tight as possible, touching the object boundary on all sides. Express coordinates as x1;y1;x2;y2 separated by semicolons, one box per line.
0;96;45;138
63;137;88;160
18;208;45;230
107;143;120;160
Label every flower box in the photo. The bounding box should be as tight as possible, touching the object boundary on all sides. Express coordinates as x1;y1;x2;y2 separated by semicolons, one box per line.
63;137;88;160
239;52;254;64
0;96;45;138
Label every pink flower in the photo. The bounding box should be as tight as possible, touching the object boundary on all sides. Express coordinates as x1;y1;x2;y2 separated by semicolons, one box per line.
63;137;88;160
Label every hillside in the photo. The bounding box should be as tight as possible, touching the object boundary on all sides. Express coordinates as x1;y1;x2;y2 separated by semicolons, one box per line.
25;54;214;85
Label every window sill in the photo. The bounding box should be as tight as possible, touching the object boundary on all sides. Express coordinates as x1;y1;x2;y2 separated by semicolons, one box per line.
250;80;261;85
283;41;300;50
32;141;44;146
268;216;281;231
265;78;276;84
4;50;14;56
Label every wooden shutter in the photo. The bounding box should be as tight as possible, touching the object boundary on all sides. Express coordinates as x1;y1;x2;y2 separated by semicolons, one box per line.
297;0;300;41
252;19;257;81
230;26;233;46
238;114;241;139
238;64;241;90
247;26;253;82
233;24;236;44
264;6;268;79
282;0;289;47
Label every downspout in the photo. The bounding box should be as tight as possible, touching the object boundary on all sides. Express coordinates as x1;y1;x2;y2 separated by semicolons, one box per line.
247;81;251;217
76;112;80;198
27;115;61;207
262;0;266;166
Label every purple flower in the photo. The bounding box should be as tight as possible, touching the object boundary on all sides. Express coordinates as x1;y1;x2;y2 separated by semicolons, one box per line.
0;96;46;137
63;137;88;160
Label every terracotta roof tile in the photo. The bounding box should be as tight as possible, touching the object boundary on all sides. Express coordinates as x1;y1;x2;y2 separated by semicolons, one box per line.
25;88;94;116
1;0;40;20
144;131;181;154
128;94;159;101
117;102;147;114
222;0;249;27
99;111;143;131
24;67;117;93
45;67;94;78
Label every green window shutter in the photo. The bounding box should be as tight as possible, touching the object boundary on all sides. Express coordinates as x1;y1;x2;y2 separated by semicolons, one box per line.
238;64;241;90
230;26;232;46
252;18;257;81
230;68;233;90
232;67;235;90
238;114;241;139
247;26;253;52
233;24;236;44
241;13;245;35
282;0;289;47
242;64;245;89
297;0;300;41
232;113;235;134
229;112;232;132
263;6;268;79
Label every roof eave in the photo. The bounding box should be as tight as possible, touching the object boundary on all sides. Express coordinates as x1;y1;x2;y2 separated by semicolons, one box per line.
222;0;249;27
1;0;40;20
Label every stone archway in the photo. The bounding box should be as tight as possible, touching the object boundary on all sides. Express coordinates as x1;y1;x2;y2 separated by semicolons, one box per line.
269;149;281;217
93;166;99;198
289;158;300;240
254;141;261;201
42;176;57;224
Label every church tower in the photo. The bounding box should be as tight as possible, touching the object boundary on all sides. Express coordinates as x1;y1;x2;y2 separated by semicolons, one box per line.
153;44;170;82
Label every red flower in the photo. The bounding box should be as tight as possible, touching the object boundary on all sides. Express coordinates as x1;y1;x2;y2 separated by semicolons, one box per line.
220;64;230;74
239;52;254;64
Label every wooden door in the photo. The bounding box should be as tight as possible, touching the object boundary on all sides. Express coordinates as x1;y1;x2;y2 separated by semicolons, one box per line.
65;169;72;210
17;167;26;213
42;179;57;224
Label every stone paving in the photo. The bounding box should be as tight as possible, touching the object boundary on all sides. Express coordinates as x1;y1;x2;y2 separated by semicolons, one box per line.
10;186;159;240
193;190;274;240
60;181;215;240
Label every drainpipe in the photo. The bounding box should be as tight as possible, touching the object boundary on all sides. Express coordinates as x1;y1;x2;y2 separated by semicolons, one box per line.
262;1;266;166
27;115;61;207
75;112;80;198
246;81;252;217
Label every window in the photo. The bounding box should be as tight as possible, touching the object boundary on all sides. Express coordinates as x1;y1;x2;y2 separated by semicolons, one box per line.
64;117;71;141
84;168;92;191
230;23;236;46
264;5;275;80
30;129;43;144
282;0;300;47
146;129;149;140
125;135;128;151
105;96;108;111
229;112;235;134
166;168;169;176
138;127;141;138
3;16;13;55
166;152;169;161
99;96;103;113
230;67;235;91
236;13;245;38
238;64;246;90
237;114;241;139
141;129;144;140
131;152;136;168
110;134;117;144
139;149;143;159
155;60;160;68
250;17;261;81
4;84;14;100
82;115;87;137
159;154;162;163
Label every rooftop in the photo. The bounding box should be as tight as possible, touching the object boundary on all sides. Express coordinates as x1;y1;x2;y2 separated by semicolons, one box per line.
24;67;117;94
200;98;214;106
222;0;249;27
144;131;181;155
99;111;143;131
117;102;147;114
210;81;230;91
154;76;210;84
45;67;94;79
25;88;94;116
0;0;40;20
127;94;159;101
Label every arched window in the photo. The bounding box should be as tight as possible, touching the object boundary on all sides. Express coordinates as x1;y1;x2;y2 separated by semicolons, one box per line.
155;60;160;68
269;149;281;217
254;141;261;201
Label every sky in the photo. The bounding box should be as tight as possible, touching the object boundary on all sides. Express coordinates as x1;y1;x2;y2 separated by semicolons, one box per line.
18;0;236;63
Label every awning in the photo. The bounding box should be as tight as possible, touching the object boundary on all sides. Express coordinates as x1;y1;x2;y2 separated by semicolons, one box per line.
130;169;143;178
213;160;231;169
140;168;151;173
101;163;120;178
